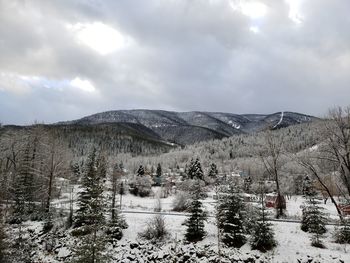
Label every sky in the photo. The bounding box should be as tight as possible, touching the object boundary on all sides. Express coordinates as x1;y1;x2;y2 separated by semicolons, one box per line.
1;0;350;125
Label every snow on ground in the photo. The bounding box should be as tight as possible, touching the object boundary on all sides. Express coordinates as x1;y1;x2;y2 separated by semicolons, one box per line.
121;212;349;263
46;188;350;262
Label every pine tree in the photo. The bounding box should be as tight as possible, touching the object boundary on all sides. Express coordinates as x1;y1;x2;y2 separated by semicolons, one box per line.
74;148;105;232
106;162;128;243
208;163;218;178
185;180;207;242
71;149;109;262
155;163;162;186
250;185;276;252
0;209;9;263
137;165;145;176
217;183;246;248
300;176;327;247
10;146;33;224
307;199;327;248
187;158;204;180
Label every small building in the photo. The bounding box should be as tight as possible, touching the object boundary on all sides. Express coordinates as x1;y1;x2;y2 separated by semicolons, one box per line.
339;204;350;216
265;193;286;209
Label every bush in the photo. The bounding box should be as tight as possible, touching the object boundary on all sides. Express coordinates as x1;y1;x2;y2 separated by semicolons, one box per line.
172;191;190;212
334;219;350;244
138;214;169;243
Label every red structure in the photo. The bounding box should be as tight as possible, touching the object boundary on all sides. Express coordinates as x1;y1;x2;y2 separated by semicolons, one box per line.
339;204;350;216
265;194;286;209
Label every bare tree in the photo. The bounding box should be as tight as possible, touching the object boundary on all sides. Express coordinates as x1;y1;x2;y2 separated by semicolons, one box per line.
322;106;350;197
257;131;285;218
294;151;343;221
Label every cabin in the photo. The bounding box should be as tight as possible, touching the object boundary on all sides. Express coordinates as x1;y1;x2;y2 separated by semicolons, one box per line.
339;204;350;216
265;193;286;209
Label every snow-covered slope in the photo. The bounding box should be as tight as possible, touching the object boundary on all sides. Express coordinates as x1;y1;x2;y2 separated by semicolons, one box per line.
58;110;318;145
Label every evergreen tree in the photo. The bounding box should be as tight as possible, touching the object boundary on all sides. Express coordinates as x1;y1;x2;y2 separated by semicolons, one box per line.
301;176;327;235
306;199;327;247
217;183;246;248
187;158;204;180
185;180;207;242
335;218;350;244
71;230;109;263
72;149;109;262
250;186;276;252
0;208;9;263
208;163;218;178
137;165;145;176
10;146;34;224
74;148;105;231
300;176;327;247
106;162;128;243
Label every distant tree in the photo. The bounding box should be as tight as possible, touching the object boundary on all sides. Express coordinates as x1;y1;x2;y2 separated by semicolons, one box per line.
187;158;204;181
137;165;145;177
217;183;246;248
155;163;162;186
185;180;207;242
208;163;218;178
156;163;162;177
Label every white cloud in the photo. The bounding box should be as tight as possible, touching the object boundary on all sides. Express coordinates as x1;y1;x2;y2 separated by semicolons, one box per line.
68;22;128;55
249;26;260;33
70;77;96;92
285;0;303;24
231;1;267;19
0;72;32;95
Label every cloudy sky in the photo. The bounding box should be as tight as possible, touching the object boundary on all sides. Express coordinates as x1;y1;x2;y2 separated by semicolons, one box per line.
0;0;349;124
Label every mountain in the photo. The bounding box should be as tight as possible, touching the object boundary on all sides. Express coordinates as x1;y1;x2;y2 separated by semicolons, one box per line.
59;110;318;145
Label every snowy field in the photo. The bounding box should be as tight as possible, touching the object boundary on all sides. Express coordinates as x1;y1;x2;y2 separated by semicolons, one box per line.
47;187;350;262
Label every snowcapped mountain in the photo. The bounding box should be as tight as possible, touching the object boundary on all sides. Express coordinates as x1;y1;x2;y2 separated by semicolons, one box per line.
58;110;318;145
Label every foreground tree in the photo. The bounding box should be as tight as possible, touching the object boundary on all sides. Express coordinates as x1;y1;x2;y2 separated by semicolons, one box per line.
72;149;109;262
217;183;246;248
258;132;285;218
323;106;350;196
300;177;327;247
250;182;276;252
74;148;106;231
185;180;207;242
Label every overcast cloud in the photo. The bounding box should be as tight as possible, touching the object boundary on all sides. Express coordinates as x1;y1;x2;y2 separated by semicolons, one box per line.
0;0;350;124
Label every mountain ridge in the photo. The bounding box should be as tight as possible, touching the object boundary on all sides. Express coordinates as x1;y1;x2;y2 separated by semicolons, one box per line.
57;109;319;145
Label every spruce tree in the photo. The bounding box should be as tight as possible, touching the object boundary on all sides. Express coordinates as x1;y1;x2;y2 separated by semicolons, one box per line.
0;208;9;263
187;158;204;180
10;146;33;224
137;165;145;176
300;176;327;247
217;183;246;248
208;163;218;178
74;148;105;231
71;149;109;262
250;184;276;252
185;180;207;242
